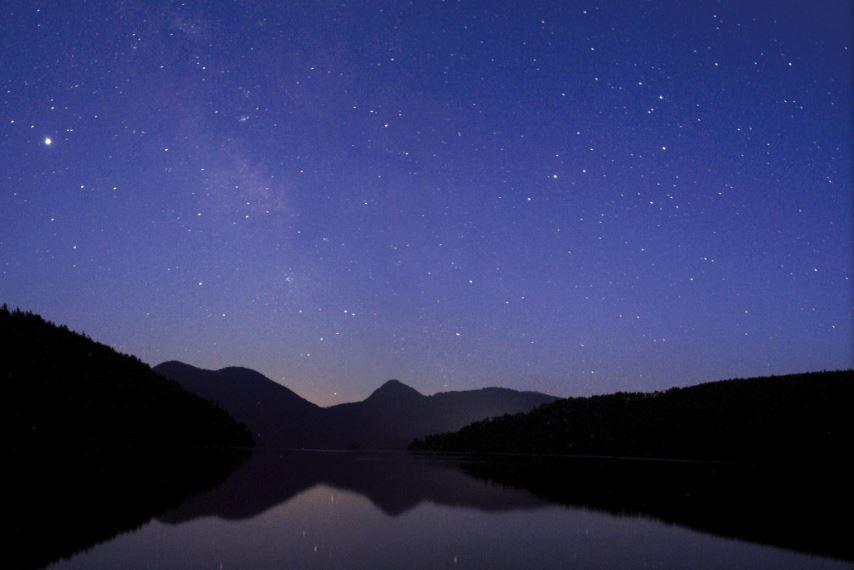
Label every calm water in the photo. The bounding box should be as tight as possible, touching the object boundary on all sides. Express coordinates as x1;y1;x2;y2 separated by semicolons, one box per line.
46;450;848;569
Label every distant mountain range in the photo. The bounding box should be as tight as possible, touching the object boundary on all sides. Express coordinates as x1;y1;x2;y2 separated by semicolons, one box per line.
154;361;557;449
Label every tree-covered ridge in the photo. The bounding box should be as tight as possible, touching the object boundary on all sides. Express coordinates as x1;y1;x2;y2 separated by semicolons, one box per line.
2;305;253;449
410;370;853;463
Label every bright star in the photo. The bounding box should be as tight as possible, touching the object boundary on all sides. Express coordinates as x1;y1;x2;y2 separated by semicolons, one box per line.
44;137;52;146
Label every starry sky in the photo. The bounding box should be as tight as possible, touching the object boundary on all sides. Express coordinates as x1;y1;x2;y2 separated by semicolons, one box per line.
1;1;851;406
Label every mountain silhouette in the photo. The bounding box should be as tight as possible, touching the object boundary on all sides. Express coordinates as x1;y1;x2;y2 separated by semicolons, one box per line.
364;378;425;404
154;361;557;449
154;361;324;447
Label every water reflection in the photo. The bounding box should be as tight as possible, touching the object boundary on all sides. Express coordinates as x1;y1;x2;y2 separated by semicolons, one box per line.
459;455;854;563
160;449;546;523
43;450;849;569
9;448;246;570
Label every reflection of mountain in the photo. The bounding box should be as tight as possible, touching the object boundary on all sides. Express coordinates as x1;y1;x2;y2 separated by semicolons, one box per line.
154;361;557;449
11;450;246;570
460;456;854;563
159;449;546;523
160;450;852;563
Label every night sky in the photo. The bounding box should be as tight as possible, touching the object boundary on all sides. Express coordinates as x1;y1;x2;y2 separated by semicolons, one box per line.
1;1;851;406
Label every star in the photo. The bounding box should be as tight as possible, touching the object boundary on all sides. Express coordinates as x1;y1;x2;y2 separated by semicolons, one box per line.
43;137;52;146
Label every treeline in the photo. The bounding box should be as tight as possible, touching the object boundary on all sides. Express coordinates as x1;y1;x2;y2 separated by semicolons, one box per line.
410;370;853;463
2;305;253;449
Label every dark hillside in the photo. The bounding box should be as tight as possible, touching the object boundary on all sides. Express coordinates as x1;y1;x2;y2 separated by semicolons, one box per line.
2;305;253;449
411;370;853;464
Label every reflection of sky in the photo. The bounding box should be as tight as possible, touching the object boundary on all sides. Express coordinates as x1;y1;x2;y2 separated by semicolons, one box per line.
2;2;851;405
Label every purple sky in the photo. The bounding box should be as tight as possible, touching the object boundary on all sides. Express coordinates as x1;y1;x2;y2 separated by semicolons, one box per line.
1;1;851;405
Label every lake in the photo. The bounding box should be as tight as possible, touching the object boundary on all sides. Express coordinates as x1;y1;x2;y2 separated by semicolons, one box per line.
35;449;849;569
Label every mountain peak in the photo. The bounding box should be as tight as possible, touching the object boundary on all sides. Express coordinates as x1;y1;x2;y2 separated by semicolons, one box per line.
366;379;424;402
155;360;195;371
